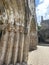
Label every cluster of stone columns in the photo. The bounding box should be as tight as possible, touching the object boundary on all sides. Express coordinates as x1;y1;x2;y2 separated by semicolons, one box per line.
0;0;32;65
0;0;38;65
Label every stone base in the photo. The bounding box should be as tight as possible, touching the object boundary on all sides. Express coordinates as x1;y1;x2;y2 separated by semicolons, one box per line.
29;46;37;51
3;62;27;65
29;32;38;51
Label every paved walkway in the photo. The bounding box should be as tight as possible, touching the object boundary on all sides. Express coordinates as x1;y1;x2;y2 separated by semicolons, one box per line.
28;45;49;65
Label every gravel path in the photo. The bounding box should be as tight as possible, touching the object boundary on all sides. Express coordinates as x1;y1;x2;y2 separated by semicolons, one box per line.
28;45;49;65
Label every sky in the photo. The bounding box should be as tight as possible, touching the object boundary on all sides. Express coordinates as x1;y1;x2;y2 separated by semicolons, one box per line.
35;0;49;25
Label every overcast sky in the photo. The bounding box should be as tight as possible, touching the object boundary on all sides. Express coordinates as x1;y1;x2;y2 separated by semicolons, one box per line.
35;0;49;25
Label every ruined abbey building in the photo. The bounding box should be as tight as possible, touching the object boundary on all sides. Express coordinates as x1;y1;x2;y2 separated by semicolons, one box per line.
0;0;38;65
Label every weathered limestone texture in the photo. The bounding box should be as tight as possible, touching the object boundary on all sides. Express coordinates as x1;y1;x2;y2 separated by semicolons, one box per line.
0;0;37;65
28;0;38;50
23;0;32;63
11;23;19;65
0;26;9;65
17;0;25;63
4;24;14;65
30;18;38;50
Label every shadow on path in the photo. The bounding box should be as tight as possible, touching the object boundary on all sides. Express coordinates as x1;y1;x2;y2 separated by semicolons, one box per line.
38;41;49;47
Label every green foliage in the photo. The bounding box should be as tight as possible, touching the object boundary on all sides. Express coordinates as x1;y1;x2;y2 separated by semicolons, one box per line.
38;25;41;31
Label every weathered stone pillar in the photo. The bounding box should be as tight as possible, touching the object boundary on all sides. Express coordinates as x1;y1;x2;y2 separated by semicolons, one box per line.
30;17;38;50
4;24;14;65
28;0;38;50
0;25;9;65
4;9;15;65
16;0;25;63
0;0;36;65
8;0;20;64
11;22;20;65
0;5;8;65
23;16;32;63
17;25;24;63
22;0;31;63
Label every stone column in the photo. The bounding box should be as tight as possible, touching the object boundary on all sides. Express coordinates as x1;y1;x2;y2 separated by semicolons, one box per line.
30;17;38;50
0;25;9;65
22;0;31;63
17;25;24;63
4;9;15;65
16;0;25;63
28;0;38;50
11;22;20;65
0;8;8;65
